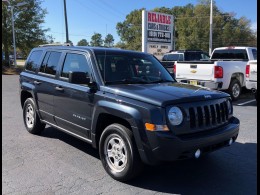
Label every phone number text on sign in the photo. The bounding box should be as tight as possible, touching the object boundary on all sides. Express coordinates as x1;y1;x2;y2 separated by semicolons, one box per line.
148;30;171;43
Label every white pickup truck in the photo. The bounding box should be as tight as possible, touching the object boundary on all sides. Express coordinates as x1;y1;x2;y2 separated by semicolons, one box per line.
175;47;257;100
245;60;257;100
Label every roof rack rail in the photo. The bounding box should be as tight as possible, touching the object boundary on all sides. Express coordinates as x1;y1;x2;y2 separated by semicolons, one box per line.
38;43;72;47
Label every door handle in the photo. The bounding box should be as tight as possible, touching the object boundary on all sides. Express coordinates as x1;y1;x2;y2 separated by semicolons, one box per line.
55;86;64;91
34;80;41;85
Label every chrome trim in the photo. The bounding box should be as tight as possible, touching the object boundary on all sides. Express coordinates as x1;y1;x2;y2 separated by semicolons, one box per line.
41;120;92;143
54;115;90;131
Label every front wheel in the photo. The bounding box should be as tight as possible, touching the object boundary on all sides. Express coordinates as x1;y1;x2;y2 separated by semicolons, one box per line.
99;124;143;181
228;79;241;101
23;98;46;134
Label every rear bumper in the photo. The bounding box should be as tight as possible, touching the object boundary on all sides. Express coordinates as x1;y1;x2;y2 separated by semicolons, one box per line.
178;79;223;89
245;81;257;90
138;117;239;165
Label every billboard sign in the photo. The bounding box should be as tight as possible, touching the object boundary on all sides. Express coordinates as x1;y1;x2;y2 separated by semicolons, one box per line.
142;10;174;60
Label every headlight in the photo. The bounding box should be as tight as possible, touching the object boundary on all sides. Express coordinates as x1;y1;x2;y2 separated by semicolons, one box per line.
168;107;183;126
227;99;232;114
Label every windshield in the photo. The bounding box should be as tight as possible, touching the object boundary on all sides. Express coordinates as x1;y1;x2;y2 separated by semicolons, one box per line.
162;53;184;61
94;50;175;85
185;52;210;61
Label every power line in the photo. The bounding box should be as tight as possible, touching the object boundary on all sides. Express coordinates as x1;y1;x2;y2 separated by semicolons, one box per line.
74;0;118;24
49;31;92;37
99;0;126;16
87;0;125;19
175;14;232;20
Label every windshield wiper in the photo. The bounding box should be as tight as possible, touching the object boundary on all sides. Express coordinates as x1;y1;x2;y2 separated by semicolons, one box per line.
105;79;148;85
148;79;174;84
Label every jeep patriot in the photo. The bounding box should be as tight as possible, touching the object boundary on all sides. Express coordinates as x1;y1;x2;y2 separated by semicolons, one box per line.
20;46;240;181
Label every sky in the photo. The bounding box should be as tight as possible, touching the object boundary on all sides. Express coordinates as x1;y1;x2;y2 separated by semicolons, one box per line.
41;0;257;45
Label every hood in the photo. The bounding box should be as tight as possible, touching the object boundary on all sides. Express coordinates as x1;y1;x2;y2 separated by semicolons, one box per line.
102;82;229;107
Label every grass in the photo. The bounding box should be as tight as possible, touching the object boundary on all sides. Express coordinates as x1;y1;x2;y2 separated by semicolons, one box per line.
2;65;24;75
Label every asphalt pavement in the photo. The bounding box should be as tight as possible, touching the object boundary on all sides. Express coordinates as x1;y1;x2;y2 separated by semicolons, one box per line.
2;75;257;195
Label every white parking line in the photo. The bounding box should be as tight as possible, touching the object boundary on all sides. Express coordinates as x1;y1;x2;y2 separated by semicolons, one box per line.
237;99;256;106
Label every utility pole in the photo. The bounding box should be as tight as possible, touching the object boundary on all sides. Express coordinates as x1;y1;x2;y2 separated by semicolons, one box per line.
209;0;213;56
63;0;69;43
2;0;28;67
10;5;17;67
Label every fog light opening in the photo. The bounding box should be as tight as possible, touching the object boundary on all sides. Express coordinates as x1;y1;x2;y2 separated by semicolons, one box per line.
195;149;201;159
228;138;233;146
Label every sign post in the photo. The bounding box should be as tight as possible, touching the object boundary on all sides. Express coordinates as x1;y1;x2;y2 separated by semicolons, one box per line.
142;10;174;60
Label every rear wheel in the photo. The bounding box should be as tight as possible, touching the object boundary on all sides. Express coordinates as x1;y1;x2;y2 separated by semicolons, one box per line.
99;124;143;181
23;98;45;134
228;79;241;101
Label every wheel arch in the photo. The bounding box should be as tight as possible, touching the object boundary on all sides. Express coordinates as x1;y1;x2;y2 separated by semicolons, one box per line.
91;101;144;150
20;90;33;108
231;72;244;86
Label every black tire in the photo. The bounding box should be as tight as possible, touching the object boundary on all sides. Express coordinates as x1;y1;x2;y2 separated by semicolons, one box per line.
255;91;257;101
99;124;143;181
228;79;241;101
23;98;46;134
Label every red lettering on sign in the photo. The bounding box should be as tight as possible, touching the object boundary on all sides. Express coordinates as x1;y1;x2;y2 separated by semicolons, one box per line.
147;12;172;24
148;12;152;22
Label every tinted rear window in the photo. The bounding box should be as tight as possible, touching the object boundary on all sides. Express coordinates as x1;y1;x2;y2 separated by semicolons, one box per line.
211;49;248;60
39;51;62;75
25;50;43;71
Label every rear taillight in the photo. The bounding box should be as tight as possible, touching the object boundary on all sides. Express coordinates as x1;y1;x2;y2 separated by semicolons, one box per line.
214;66;223;78
246;65;250;78
173;63;176;74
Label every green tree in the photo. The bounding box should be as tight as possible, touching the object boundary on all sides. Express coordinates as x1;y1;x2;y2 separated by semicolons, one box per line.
104;34;114;47
2;0;51;61
116;1;256;52
77;39;89;46
90;33;103;46
116;9;143;51
114;41;127;49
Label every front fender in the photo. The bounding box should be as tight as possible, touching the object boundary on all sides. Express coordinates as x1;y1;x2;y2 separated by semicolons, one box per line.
91;100;151;161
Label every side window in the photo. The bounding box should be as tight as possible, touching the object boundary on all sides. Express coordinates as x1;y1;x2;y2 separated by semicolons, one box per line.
39;52;50;72
178;54;184;61
39;51;62;75
201;53;210;60
162;55;168;61
252;49;257;60
25;50;43;71
61;53;91;78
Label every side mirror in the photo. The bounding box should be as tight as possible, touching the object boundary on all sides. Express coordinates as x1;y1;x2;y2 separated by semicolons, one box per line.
68;71;90;84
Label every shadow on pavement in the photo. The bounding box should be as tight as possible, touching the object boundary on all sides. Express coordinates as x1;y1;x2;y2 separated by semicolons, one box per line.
39;127;256;194
40;126;100;159
127;142;256;194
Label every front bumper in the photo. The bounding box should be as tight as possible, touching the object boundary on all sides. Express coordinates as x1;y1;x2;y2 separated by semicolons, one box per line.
138;116;239;165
